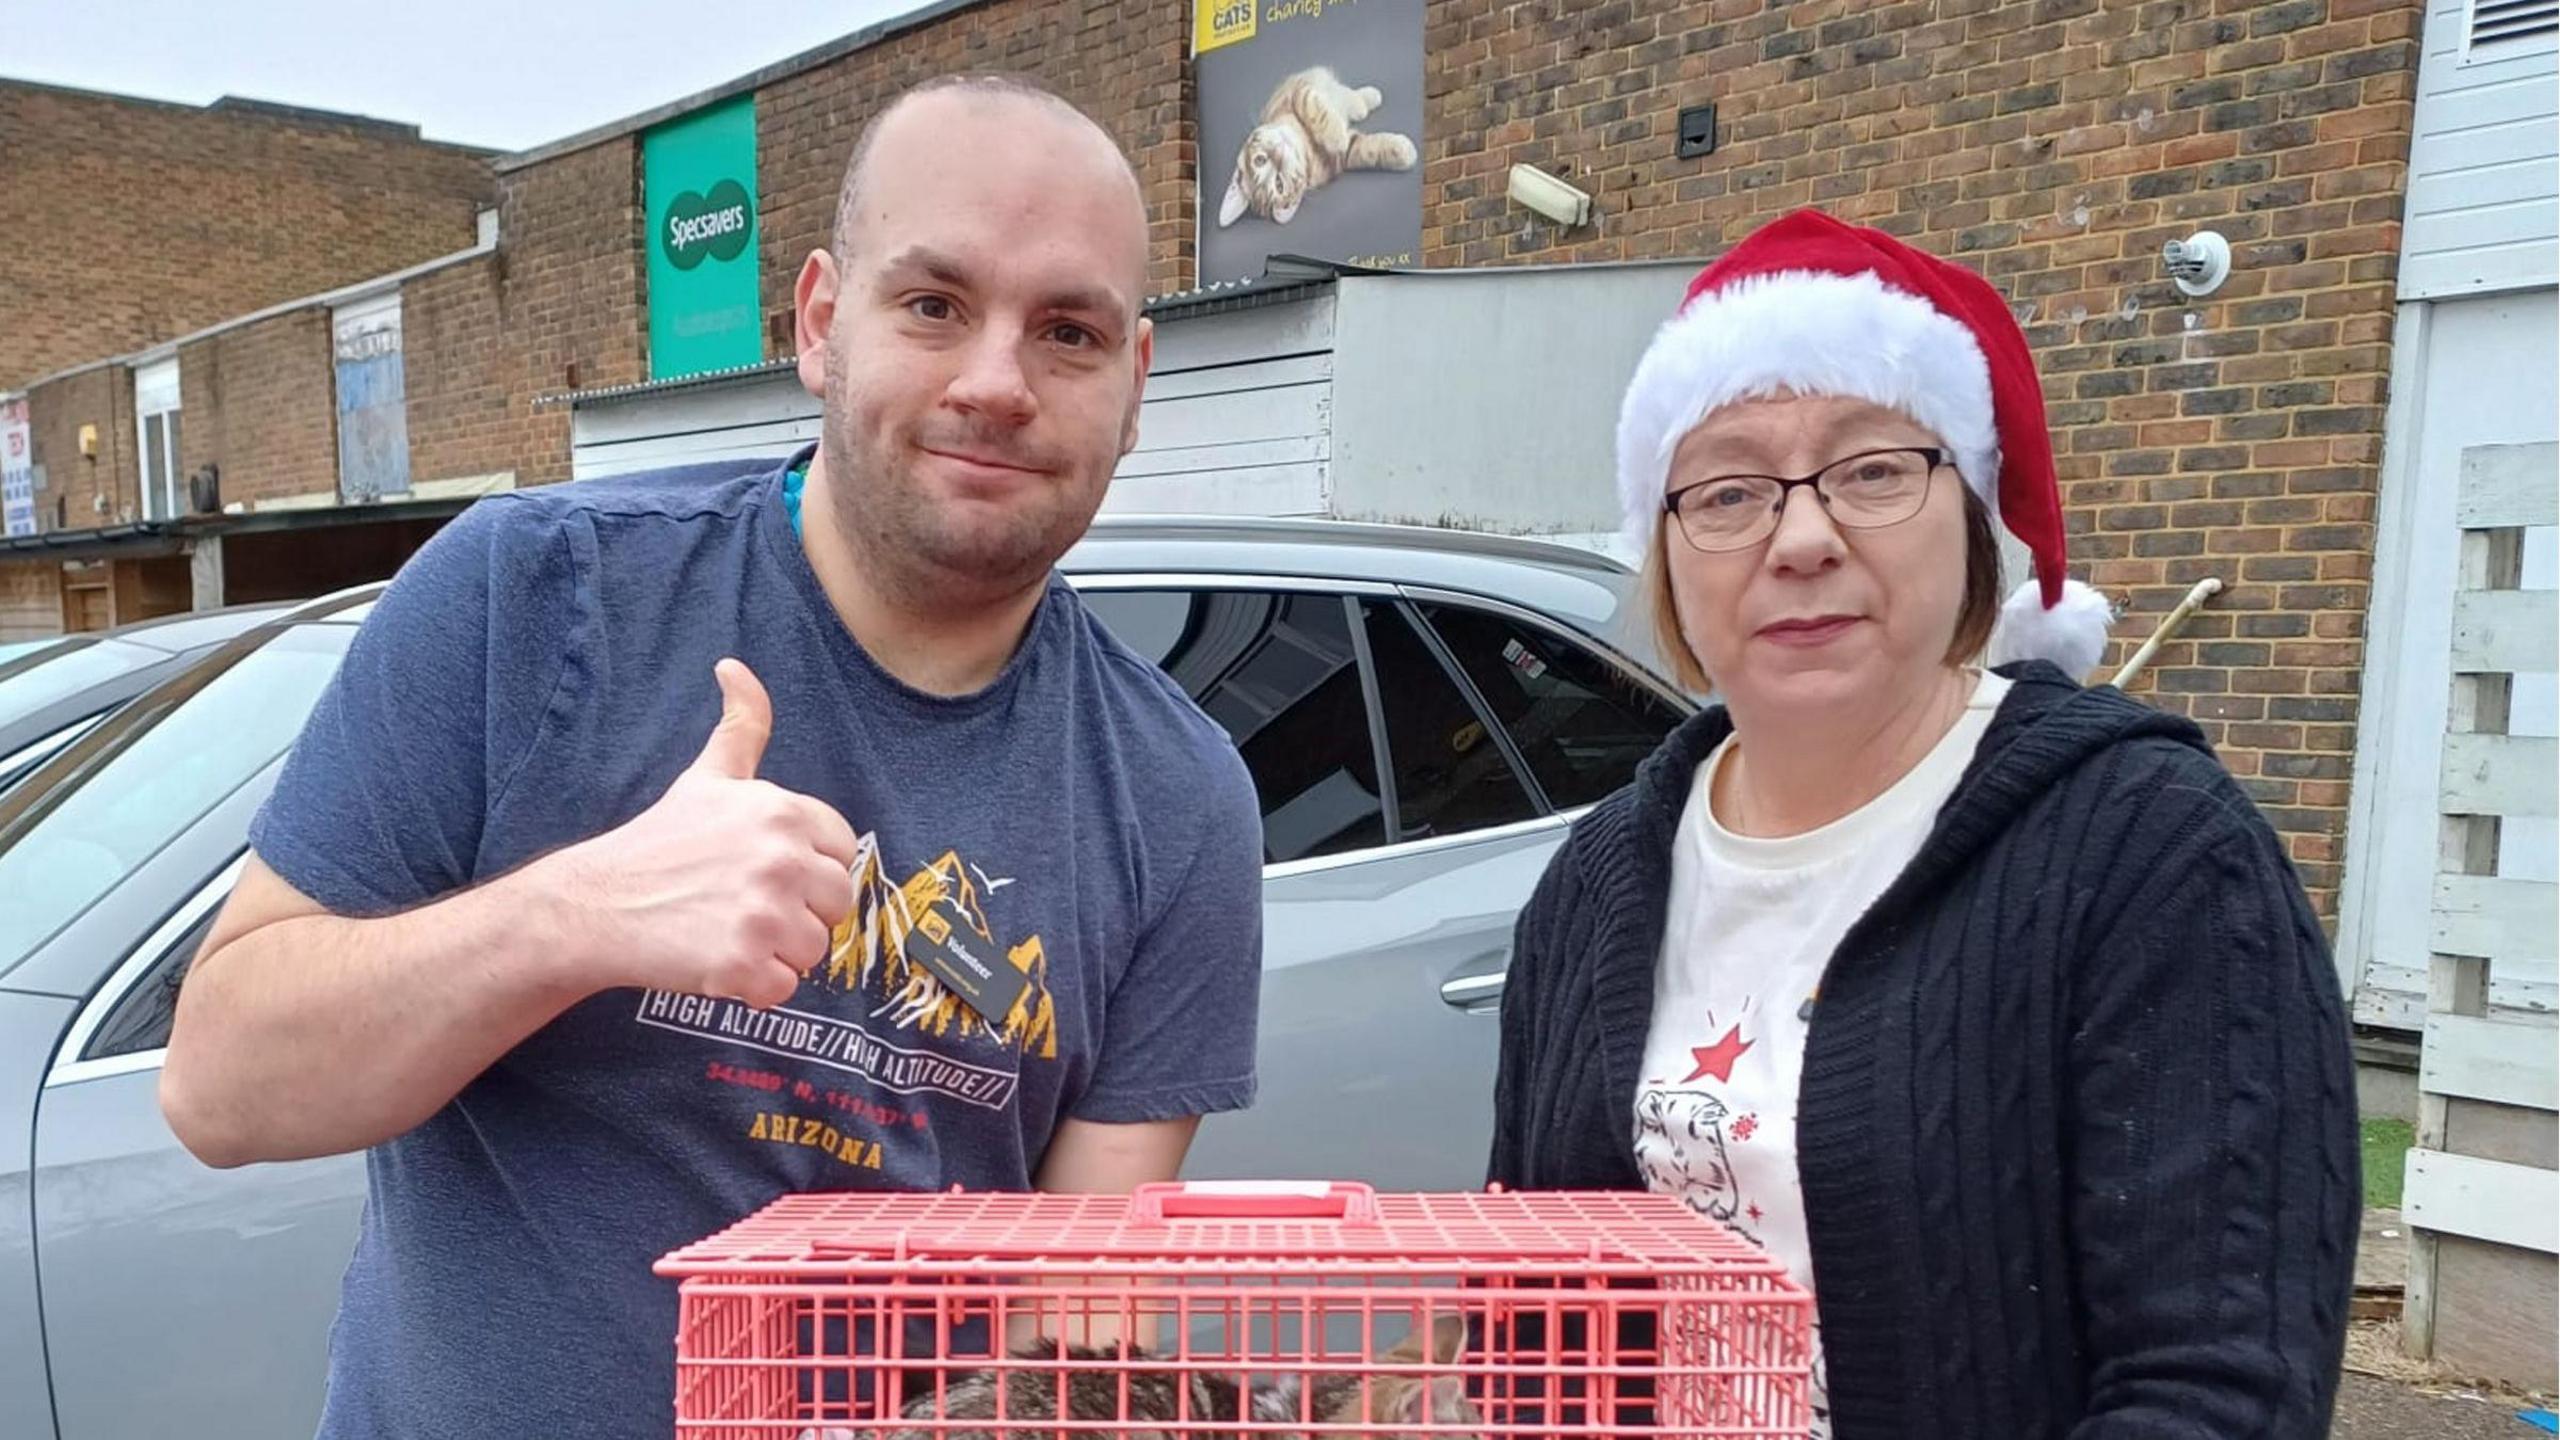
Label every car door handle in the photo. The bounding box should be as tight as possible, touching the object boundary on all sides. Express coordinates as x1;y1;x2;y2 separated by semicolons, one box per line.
1439;951;1509;1010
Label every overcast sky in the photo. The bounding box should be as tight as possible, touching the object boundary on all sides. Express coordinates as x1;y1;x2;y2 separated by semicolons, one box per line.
0;0;933;151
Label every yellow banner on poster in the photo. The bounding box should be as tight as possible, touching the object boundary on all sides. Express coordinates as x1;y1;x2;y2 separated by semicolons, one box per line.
1194;0;1256;53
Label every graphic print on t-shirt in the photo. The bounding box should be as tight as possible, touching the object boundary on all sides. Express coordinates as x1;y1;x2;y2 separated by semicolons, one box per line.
632;828;1058;1117
1680;1021;1755;1083
818;832;1057;1057
1635;1087;1748;1234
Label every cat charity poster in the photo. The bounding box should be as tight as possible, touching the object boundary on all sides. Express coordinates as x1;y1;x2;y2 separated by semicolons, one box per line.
1194;0;1425;284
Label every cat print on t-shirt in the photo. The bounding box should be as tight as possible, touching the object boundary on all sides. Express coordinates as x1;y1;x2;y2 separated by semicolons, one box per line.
1635;998;1830;1438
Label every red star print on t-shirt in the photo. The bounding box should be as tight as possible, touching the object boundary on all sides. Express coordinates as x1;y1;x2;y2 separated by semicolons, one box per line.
1680;1023;1755;1084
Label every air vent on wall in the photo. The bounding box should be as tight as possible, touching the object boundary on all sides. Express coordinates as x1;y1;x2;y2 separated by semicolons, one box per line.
2471;0;2560;48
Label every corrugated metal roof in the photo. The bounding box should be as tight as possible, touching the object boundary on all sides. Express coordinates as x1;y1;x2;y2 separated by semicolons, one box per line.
1144;255;1362;319
531;358;801;411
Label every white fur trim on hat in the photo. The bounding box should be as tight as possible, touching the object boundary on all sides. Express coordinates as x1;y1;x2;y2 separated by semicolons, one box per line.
1615;269;2001;550
1988;576;2114;676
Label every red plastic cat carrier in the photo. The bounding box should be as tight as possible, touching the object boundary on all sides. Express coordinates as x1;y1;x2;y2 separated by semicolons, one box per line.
655;1180;1814;1439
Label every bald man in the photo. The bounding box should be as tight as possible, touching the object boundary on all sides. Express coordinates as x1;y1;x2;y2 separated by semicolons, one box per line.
160;74;1263;1439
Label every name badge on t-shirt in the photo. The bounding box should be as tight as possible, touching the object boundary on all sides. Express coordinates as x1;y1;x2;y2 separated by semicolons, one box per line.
901;898;1032;1024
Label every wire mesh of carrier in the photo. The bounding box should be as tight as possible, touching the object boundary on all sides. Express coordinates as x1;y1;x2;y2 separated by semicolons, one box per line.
656;1181;1814;1439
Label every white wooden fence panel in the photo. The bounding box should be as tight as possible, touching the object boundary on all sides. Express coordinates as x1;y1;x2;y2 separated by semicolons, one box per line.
2456;442;2560;527
2451;589;2559;674
2432;873;2559;963
2441;733;2558;816
2405;1149;2560;1253
2420;1012;2560;1110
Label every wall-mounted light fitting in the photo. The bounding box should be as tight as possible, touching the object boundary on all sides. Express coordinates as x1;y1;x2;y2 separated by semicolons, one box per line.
1507;164;1593;227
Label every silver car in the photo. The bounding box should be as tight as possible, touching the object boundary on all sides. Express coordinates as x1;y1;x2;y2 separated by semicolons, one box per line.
0;516;1690;1440
0;602;292;791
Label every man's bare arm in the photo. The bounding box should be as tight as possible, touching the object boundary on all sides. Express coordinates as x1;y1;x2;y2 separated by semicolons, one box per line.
161;660;858;1168
998;1116;1204;1350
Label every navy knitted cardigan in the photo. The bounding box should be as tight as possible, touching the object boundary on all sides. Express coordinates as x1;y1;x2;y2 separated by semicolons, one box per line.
1487;662;2359;1438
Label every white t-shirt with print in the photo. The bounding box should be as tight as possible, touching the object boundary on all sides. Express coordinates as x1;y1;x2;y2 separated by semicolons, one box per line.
1634;671;2010;1437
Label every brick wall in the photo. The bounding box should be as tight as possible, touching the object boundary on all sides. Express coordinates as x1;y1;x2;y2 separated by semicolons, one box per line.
484;140;652;487
0;82;497;393
25;366;137;531
404;256;521;485
754;0;1195;337
177;308;340;508
1421;0;2418;917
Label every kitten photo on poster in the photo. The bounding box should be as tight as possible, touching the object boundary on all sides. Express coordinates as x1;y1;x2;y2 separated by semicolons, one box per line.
1216;65;1418;228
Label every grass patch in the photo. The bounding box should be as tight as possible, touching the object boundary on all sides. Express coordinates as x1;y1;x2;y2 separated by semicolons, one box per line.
2362;1116;2413;1210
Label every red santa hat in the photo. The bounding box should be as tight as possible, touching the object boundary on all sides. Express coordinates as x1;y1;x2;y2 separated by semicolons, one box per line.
1617;207;2114;676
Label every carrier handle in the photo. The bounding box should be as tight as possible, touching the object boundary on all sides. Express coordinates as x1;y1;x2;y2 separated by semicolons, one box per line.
1128;1180;1381;1224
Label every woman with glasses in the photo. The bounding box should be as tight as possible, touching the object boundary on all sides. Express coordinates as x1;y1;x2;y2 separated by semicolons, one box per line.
1486;211;2356;1438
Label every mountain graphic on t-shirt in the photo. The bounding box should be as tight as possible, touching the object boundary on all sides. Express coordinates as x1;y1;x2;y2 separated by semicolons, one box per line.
818;834;1059;1060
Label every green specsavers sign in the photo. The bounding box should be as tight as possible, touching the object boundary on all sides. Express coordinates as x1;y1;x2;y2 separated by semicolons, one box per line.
644;95;761;380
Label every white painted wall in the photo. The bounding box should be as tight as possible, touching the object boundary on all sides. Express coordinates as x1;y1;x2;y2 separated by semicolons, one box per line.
2400;0;2560;300
2341;291;2560;1028
1105;292;1336;518
569;369;818;481
1326;264;1693;542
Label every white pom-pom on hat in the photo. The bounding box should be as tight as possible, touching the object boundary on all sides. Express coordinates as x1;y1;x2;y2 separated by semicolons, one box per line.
1988;576;2115;678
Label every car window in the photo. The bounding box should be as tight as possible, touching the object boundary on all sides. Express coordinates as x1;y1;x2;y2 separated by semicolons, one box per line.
0;713;105;795
0;636;162;731
1356;599;1538;843
103;604;285;653
1416;602;1685;810
0;623;351;979
1080;589;1387;864
84;909;217;1061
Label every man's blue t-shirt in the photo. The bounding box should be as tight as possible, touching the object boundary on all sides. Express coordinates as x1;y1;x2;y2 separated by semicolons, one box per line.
248;451;1265;1439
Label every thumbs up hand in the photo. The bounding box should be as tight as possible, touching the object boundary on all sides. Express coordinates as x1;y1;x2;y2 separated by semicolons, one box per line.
532;659;860;1009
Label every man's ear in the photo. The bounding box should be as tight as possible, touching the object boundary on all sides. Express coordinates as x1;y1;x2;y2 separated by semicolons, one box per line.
1120;315;1155;457
794;249;840;402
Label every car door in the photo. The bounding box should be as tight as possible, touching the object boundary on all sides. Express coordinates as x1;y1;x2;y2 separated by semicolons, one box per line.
1;615;373;1440
33;851;368;1440
1076;579;1685;1191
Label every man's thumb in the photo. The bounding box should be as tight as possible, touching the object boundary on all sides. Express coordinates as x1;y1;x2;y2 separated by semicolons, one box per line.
692;658;773;779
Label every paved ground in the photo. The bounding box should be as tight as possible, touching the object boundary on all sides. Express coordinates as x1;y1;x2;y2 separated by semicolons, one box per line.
2333;1370;2543;1438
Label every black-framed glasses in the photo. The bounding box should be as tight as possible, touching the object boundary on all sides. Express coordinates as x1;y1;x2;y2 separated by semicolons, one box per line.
1661;446;1951;553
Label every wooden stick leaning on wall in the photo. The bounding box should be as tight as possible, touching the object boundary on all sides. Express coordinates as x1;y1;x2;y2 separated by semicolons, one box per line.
2109;576;2224;692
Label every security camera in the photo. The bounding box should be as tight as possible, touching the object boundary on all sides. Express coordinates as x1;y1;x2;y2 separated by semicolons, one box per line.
1508;164;1594;227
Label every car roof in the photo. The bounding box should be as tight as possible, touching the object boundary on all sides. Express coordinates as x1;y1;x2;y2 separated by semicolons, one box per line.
1080;513;1632;578
1066;514;1640;638
0;598;294;685
0;600;318;764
